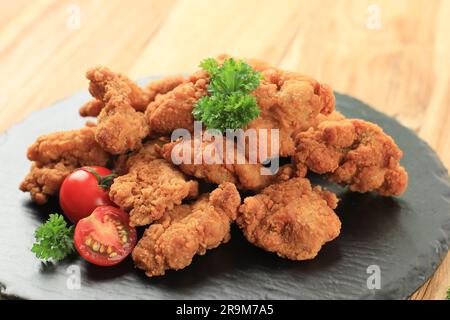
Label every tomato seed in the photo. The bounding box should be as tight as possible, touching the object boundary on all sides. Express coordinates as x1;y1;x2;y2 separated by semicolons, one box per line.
92;242;100;252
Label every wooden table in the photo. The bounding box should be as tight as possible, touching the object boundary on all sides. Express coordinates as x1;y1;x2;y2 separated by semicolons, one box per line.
0;0;448;300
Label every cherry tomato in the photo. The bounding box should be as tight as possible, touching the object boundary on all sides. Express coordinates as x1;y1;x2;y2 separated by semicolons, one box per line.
60;166;115;223
74;206;137;266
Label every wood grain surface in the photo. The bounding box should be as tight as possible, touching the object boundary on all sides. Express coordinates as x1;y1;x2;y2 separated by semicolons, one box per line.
0;0;448;300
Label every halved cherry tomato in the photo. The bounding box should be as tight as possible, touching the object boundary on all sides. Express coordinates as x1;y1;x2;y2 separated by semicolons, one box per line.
74;206;137;266
60;166;116;223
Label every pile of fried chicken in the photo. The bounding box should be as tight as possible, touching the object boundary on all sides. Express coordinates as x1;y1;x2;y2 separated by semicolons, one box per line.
20;55;408;277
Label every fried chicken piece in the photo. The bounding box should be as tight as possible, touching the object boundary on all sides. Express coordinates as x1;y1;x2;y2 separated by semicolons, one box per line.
111;139;193;226
305;111;345;129
110;140;198;225
109;158;199;227
20;163;77;204
88;67;151;111
145;70;209;135
146;75;186;100
26;127;109;165
159;136;293;191
86;66;150;154
132;182;241;277
80;66;152;117
19;127;110;204
79;99;105;117
113;139;165;175
294;119;408;196
246;68;335;157
237;177;341;260
144;55;273;136
80;75;187;118
96;105;149;155
145;56;334;153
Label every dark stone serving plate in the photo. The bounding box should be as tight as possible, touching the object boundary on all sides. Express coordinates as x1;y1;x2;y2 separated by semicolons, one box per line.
0;77;449;299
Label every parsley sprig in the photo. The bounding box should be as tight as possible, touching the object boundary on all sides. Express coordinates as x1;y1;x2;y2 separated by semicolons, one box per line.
31;214;75;261
193;57;262;132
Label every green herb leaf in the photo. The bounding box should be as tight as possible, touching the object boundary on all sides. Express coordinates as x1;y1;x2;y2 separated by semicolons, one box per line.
205;58;262;95
199;58;219;76
31;214;74;261
193;93;260;132
194;57;262;131
447;287;450;300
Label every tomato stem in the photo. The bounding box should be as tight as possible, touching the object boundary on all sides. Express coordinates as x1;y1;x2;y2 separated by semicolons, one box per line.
82;167;117;190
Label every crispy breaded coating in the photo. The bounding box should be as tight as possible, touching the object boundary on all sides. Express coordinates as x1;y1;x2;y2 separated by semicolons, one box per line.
294;119;408;196
145;71;209;135
19;57;412;279
26;127;109;165
79;99;105;117
237;178;341;260
80;66;152;117
143;55;270;136
80;75;188;118
109;159;199;227
88;68;151;112
159;137;239;185
113;139;164;175
19;127;110;204
306;111;346;130
132;182;241;277
96;104;149;155
146;75;186;100
20;163;77;205
86;66;150;154
246;68;335;157
144;57;334;154
159;136;294;191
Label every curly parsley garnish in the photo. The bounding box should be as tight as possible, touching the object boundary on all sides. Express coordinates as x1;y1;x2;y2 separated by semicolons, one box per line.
31;214;74;261
193;57;262;132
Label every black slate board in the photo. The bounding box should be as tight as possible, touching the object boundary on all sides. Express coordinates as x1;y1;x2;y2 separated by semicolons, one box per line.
0;77;449;300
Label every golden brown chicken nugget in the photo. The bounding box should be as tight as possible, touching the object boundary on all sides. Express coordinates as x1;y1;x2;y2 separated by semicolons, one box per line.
20;127;110;204
109;159;198;227
294;119;408;196
132;183;241;277
237;177;341;260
